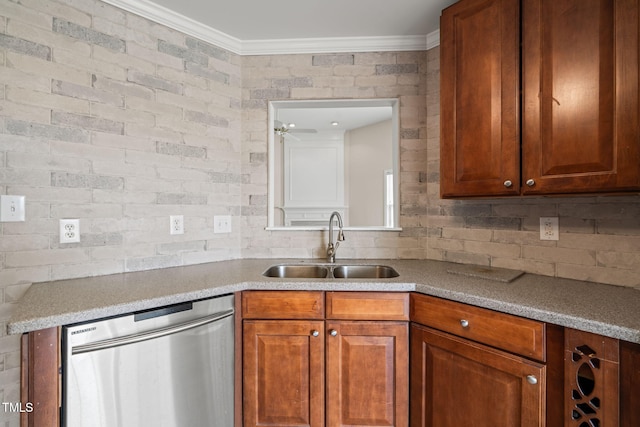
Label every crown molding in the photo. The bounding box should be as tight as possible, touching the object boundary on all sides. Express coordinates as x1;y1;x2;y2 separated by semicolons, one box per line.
241;34;432;56
426;30;440;50
102;0;441;55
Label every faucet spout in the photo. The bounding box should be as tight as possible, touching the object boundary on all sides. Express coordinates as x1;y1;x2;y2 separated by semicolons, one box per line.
327;211;345;263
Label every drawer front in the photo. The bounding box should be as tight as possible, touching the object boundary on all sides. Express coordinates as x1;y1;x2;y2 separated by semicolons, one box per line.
242;291;324;319
411;293;545;361
326;292;409;321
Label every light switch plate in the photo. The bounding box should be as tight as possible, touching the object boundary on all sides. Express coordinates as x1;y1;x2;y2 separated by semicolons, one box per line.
214;215;232;233
0;195;26;222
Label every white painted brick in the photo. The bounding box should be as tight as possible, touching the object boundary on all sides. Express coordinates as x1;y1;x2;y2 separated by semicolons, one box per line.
92;160;155;178
124;123;183;143
59;0;127;25
51;260;124;280
9;185;92;203
0;66;50;92
91;132;156;152
8;19;92;57
7;152;91;173
90;103;155;126
6;51;91;84
92;45;156;76
5;248;90;268
19;0;91;27
126;42;183;69
0;168;50;187
0;234;49;252
156;90;207;112
0;99;51;124
51;140;124;162
52;203;123;220
0;0;52;30
7;86;90;115
125;13;184;46
54;48;126;81
557;264;640;288
522;245;596;266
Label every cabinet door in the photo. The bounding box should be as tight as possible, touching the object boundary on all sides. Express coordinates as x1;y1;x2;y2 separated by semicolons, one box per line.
243;320;325;427
440;0;521;198
326;321;409;427
522;0;640;194
410;324;545;427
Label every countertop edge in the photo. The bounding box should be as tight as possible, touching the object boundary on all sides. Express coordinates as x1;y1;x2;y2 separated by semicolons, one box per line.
7;259;640;344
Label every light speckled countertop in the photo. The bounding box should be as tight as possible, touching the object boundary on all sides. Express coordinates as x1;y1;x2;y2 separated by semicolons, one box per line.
8;258;640;344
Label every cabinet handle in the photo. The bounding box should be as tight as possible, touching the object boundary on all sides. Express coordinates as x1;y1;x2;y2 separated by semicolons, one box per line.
329;329;338;337
503;180;513;188
311;330;319;337
525;179;536;187
526;375;538;385
460;319;469;328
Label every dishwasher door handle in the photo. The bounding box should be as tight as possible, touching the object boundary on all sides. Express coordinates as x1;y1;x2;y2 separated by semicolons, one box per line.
71;308;234;355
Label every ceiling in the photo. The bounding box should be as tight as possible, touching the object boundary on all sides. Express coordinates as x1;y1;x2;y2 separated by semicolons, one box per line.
103;0;458;55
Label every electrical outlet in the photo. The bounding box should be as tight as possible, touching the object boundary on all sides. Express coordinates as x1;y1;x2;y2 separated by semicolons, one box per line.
170;215;184;235
59;219;80;244
540;217;559;241
214;215;232;233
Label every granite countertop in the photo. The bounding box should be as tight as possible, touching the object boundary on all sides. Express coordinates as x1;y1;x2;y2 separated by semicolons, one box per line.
8;258;640;344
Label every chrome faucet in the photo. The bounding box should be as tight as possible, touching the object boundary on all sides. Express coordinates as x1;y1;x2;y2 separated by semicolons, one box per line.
326;211;345;263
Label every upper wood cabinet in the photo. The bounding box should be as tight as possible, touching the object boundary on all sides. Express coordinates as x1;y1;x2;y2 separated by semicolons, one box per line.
440;0;640;198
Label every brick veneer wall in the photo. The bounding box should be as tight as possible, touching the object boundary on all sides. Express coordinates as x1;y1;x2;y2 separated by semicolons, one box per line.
0;0;639;422
240;51;429;259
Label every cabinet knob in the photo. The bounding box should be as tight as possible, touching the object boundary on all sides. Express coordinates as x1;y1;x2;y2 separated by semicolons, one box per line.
330;329;338;337
526;375;538;385
311;330;320;337
525;179;536;187
503;180;513;188
460;319;469;328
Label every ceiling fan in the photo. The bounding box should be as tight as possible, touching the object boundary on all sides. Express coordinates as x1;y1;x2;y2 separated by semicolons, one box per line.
274;120;317;141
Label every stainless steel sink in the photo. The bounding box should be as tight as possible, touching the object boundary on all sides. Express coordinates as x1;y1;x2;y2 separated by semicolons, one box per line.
262;263;399;279
331;265;399;279
263;264;329;278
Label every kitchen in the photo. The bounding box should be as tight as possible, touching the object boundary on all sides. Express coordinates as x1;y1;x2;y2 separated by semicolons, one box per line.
1;0;640;426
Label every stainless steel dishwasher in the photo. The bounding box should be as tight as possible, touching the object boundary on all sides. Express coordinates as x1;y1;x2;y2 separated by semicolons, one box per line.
62;294;234;427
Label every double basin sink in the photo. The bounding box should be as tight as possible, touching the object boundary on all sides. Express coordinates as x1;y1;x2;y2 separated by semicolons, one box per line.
263;263;399;279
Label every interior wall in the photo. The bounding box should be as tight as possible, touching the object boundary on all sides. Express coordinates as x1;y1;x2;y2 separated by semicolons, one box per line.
241;52;429;259
346;119;393;226
0;0;242;415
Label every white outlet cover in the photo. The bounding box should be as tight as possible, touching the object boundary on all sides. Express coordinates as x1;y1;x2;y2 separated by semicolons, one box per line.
0;195;26;222
170;215;184;235
60;219;80;244
539;217;559;241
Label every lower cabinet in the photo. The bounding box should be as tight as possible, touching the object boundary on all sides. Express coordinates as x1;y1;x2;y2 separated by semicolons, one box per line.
242;291;409;427
243;319;325;427
410;324;545;427
409;293;564;427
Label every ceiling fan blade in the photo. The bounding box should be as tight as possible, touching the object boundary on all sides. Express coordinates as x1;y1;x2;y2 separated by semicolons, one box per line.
289;128;317;134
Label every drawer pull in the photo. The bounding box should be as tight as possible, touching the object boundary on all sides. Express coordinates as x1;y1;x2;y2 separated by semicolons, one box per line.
330;329;338;337
460;319;469;328
311;330;320;337
526;375;538;385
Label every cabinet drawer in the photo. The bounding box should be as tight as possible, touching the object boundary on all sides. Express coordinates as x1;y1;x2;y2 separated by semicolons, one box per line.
242;291;324;319
411;293;545;361
326;292;409;321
